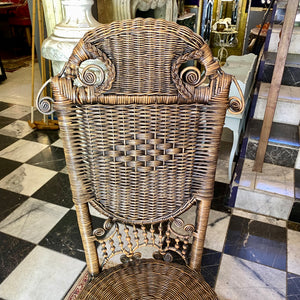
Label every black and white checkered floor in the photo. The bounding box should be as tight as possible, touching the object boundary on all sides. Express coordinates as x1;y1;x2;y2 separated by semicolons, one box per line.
0;100;299;299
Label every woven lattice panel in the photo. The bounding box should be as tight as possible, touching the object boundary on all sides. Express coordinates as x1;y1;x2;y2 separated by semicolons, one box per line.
62;103;204;223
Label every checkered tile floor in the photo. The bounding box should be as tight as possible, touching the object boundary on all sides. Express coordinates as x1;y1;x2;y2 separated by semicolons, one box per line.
0;101;299;300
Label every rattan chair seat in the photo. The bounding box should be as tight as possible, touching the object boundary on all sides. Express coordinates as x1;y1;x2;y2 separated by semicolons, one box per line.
78;259;218;299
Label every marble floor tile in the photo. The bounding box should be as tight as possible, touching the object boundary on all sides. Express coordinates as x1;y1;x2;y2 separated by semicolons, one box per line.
295;151;300;169
0;116;15;130
0;198;68;244
0;101;13;112
258;82;300;103
0;139;48;162
26;146;66;171
247;119;299;148
0;104;31;119
254;96;300;126
288;229;300;275
0;188;28;222
216;159;233;184
287;273;300;299
60;166;69;174
211;181;231;213
0;63;41;107
288;222;300;232
201;248;222;288
255;163;294;198
204;210;231;252
246;140;298;168
51;138;63;148
0;157;22;180
87;203;108;219
232;209;286;227
235;188;294;220
0;246;85;300
0;163;57;196
0;134;17;151
295;169;300;199
0;120;34;138
224;215;287;270
23;129;60;145
0;232;35;284
239;159;294;198
238;159;256;190
173;206;230;253
19;108;43;123
215;254;286;300
39;210;105;261
289;202;300;224
32;172;74;208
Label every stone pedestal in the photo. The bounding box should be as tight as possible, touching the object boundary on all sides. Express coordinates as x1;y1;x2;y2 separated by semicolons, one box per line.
42;0;100;75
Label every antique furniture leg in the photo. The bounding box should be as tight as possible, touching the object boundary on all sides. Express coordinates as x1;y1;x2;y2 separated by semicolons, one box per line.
189;197;211;271
75;203;100;276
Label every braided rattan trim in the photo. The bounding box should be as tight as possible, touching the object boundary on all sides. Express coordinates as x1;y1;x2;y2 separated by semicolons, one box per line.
51;71;232;106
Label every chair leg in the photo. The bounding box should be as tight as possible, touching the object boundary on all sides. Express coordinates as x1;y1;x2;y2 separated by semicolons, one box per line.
189;198;211;271
75;203;100;276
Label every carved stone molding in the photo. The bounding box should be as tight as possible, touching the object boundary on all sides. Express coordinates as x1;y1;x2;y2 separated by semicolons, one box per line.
99;0;178;23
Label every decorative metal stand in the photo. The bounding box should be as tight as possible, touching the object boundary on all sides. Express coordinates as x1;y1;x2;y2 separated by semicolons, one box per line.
211;28;238;62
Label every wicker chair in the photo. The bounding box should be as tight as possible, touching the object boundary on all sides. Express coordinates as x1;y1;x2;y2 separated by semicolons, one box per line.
38;18;244;299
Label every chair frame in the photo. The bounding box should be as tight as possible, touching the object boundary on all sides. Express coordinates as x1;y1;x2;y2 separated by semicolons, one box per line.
38;18;244;298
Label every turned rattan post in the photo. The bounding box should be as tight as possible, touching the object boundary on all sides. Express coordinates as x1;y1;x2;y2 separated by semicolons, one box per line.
52;98;101;276
190;197;212;270
75;203;100;276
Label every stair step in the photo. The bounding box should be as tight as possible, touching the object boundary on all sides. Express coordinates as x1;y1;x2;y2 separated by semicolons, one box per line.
259;52;300;86
235;159;294;220
268;24;300;54
247;119;299;147
245;119;299;168
253;83;300;125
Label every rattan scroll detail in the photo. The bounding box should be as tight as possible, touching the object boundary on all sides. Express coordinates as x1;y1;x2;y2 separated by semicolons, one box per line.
91;216;196;268
228;76;245;114
36;79;55;115
61;41;116;94
171;44;220;103
77;62;105;87
180;66;204;87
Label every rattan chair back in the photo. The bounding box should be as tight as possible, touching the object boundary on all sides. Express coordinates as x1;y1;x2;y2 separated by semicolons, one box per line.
44;18;244;288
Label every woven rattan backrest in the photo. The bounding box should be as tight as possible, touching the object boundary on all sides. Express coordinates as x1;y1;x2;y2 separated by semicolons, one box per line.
50;18;243;226
47;18;244;273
